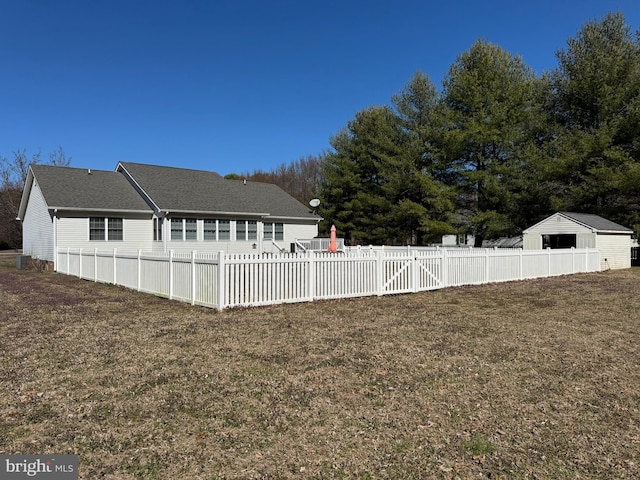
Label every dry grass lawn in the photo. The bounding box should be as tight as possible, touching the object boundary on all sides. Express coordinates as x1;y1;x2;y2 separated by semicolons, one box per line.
1;256;639;479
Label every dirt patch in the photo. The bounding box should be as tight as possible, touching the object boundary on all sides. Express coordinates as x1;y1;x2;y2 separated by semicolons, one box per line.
1;264;640;479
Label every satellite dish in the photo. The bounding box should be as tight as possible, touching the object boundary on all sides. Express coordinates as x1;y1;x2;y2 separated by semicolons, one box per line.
309;199;320;208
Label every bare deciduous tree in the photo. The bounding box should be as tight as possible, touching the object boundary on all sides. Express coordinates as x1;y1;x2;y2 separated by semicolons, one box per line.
0;148;71;249
228;154;326;205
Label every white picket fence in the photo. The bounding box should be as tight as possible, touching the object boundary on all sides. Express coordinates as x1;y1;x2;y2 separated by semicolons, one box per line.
56;247;601;310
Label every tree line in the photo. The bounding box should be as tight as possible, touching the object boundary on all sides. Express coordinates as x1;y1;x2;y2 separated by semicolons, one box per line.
4;12;639;249
243;12;640;246
0;148;71;249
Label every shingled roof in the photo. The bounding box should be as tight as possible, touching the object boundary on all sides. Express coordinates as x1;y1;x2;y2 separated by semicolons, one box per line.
24;164;152;213
559;212;632;233
117;162;316;219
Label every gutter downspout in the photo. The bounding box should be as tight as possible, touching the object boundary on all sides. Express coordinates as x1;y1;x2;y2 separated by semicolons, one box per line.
52;209;58;271
163;211;169;253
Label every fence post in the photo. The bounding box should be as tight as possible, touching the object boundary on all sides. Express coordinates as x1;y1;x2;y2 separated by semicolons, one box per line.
519;248;523;280
168;250;174;300
191;250;196;305
93;248;98;282
571;247;575;274
67;247;70;274
441;247;448;288
78;248;83;278
137;250;142;291
376;249;385;296
547;247;552;276
113;248;117;284
307;250;315;301
411;249;418;293
217;251;226;310
485;249;491;283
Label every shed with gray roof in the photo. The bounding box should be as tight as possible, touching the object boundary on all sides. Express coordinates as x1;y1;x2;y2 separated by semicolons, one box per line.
522;212;632;270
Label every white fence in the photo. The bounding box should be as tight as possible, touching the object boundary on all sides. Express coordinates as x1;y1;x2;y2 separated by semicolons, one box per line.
56;247;601;310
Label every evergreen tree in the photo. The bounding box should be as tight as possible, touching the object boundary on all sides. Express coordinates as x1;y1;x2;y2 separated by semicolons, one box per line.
320;75;454;245
320;106;402;244
440;40;538;245
547;12;640;232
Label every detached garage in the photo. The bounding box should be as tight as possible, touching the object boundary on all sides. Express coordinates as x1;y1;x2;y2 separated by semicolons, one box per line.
523;212;633;270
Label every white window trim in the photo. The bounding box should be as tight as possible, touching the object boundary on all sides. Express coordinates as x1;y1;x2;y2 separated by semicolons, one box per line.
236;220;258;242
263;221;284;242
89;217;123;241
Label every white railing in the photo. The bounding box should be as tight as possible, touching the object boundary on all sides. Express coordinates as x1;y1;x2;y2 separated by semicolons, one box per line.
296;237;346;252
56;247;601;310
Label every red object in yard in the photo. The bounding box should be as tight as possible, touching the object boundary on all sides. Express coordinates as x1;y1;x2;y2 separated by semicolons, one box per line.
328;224;338;253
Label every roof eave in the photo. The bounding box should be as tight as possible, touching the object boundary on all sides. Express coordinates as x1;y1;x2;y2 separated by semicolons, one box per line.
163;209;271;217
266;215;323;222
50;207;152;214
594;229;633;234
16;167;35;221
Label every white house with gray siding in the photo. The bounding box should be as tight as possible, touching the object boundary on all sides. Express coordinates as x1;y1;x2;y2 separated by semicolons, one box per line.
17;162;321;269
522;212;632;270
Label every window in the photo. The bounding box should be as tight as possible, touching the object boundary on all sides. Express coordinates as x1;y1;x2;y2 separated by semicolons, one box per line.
263;222;284;241
236;220;246;241
235;220;256;241
219;220;230;240
108;218;123;241
275;223;283;241
89;217;123;241
203;219;230;241
171;218;198;241
185;218;197;240
204;219;216;241
263;222;273;240
89;217;105;241
171;218;183;240
542;234;576;249
171;218;197;241
153;218;163;241
247;221;257;240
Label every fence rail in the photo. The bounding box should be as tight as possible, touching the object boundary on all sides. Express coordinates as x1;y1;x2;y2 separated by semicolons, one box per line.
56;247;601;310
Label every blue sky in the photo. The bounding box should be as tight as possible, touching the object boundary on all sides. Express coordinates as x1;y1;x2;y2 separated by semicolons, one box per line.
2;0;639;176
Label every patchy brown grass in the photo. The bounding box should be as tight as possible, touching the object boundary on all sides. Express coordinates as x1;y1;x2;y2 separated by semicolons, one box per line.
1;256;639;479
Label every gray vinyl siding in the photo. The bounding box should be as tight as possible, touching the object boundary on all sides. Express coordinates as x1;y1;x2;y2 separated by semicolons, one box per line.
261;222;318;253
22;180;54;262
163;219;318;254
523;215;594;251
56;214;154;253
522;234;542;250
576;233;596;248
525;215;592;235
596;234;631;270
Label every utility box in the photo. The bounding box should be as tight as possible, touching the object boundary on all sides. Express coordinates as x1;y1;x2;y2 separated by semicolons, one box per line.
16;255;31;270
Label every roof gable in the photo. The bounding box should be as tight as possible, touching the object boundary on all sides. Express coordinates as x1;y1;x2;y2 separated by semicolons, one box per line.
25;165;152;213
524;212;632;234
117;162;317;219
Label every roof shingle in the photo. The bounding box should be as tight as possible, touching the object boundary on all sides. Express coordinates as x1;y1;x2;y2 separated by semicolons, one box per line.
560;212;632;233
31;165;152;212
118;162;316;219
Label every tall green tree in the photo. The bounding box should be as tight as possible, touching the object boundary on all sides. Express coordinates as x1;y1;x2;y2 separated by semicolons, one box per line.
440;40;539;245
321;74;454;245
389;72;456;242
546;11;640;232
321;106;402;244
